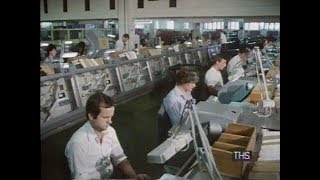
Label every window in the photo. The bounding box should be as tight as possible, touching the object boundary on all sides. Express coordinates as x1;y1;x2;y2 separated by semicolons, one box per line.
269;23;275;30
138;0;144;8
63;0;67;12
275;23;280;30
110;0;115;10
169;0;176;7
184;22;190;29
167;21;174;29
43;0;48;13
259;22;264;30
135;24;145;29
228;22;240;30
154;21;159;29
244;23;249;30
85;0;90;11
203;22;224;30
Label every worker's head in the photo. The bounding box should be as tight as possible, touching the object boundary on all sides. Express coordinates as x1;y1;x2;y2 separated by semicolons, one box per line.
176;67;199;92
86;91;115;132
77;41;86;55
238;45;251;61
122;33;130;42
211;55;227;71
46;44;57;58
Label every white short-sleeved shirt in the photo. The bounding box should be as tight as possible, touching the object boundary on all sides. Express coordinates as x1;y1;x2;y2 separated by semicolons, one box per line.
204;66;224;87
227;55;244;81
220;32;227;44
115;40;128;51
65;121;127;180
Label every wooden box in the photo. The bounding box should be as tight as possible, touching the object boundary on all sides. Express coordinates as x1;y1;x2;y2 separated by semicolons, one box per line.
212;123;257;178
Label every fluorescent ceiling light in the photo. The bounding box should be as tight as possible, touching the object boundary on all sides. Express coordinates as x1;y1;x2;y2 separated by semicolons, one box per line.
107;34;116;38
62;52;78;58
64;41;73;44
40;43;49;47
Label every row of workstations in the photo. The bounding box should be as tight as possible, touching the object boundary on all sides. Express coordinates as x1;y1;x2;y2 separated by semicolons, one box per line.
41;45;221;140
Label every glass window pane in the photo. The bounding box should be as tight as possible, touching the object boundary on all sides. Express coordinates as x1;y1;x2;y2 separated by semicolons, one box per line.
259;22;264;30
70;30;83;39
234;22;239;30
154;21;159;29
212;22;217;29
167;20;174;29
269;23;275;30
217;22;221;29
264;23;269;30
41;30;51;41
53;30;67;40
275;23;280;30
244;23;249;30
204;23;208;29
208;22;213;29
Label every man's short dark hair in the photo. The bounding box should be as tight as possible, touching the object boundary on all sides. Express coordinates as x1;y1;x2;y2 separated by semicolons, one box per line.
123;33;130;39
86;91;114;119
175;67;199;85
239;45;250;55
46;44;56;56
210;55;224;66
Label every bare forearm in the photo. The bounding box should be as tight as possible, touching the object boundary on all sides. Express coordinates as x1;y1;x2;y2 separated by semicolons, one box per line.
208;85;220;96
117;159;137;178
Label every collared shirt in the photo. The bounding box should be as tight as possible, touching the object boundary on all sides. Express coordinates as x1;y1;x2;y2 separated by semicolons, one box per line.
205;66;224;87
65;121;127;180
163;85;193;126
115;39;128;51
227;55;244;81
220;32;227;44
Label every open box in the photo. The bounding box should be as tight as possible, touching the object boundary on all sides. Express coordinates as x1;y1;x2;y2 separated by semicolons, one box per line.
212;123;257;178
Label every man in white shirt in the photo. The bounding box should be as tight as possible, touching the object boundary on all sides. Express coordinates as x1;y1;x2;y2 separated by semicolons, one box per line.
227;46;251;82
205;55;227;96
115;33;130;51
220;30;227;44
65;92;149;180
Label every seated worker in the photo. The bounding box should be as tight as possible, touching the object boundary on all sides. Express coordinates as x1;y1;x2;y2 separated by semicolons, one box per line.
65;92;149;180
76;41;86;56
227;46;251;82
43;44;60;64
163;67;199;126
204;55;227;96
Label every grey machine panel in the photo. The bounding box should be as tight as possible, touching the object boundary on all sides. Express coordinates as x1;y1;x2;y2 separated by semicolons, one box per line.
40;78;72;124
73;69;116;107
195;100;243;126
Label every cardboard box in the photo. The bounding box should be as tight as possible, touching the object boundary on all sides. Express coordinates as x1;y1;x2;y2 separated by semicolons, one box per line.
246;83;275;104
212;123;257;178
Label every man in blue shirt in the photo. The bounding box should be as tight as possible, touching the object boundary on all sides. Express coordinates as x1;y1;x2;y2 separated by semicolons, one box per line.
163;67;199;126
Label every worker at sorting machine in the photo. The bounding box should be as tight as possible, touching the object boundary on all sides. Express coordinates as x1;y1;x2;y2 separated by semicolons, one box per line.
115;33;130;51
162;67;199;126
227;45;251;82
65;92;150;180
43;44;60;64
204;55;227;96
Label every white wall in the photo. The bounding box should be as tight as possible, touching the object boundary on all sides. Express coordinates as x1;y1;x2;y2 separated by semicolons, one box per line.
40;0;117;21
41;0;280;22
132;0;280;18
